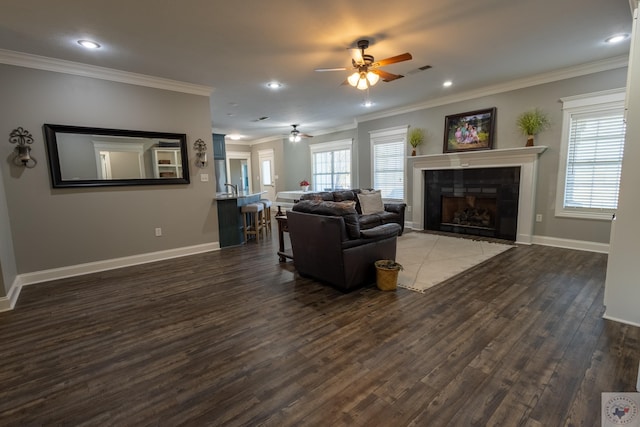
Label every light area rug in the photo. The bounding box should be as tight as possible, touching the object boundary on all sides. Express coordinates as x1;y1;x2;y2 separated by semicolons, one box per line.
395;232;515;293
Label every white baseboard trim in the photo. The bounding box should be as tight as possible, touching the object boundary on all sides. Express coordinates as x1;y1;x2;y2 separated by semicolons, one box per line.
406;226;608;253
531;235;609;253
0;278;21;312
0;242;220;311
602;312;640;328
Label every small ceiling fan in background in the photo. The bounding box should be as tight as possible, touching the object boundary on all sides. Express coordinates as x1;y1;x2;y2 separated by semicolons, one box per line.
315;39;413;90
289;124;313;142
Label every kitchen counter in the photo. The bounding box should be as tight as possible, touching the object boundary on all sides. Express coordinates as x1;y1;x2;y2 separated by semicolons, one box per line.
215;191;265;247
214;191;265;201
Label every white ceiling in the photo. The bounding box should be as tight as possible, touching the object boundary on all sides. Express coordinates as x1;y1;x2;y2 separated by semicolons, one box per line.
0;0;634;142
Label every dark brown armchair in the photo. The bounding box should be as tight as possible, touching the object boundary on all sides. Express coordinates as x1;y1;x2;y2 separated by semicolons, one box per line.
287;200;401;292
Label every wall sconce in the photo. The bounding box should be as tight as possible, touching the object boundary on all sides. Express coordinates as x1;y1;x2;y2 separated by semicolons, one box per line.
193;138;208;168
9;127;37;168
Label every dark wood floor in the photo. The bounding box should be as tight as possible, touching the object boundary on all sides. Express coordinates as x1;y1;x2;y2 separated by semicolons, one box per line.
1;231;638;426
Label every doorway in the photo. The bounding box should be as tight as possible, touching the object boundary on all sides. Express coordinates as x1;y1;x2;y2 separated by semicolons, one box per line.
258;149;276;202
226;151;252;193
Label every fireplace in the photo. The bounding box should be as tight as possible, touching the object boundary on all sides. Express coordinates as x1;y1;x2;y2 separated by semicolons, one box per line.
411;146;547;244
425;167;520;240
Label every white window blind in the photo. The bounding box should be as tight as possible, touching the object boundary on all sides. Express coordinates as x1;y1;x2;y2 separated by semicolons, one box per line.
310;139;352;191
373;140;404;199
564;111;626;210
370;126;407;200
556;88;626;220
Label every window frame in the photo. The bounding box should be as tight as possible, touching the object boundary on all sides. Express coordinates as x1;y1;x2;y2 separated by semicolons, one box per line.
555;88;626;220
309;138;353;191
369;125;408;202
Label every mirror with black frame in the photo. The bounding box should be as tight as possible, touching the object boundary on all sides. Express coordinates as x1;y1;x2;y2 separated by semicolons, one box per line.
43;124;190;188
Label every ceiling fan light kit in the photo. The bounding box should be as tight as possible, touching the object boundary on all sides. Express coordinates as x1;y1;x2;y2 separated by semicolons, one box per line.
289;133;301;143
288;124;313;142
316;39;412;91
348;70;380;90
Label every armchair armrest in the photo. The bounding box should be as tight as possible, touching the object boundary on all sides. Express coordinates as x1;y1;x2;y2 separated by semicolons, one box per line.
384;202;407;214
360;223;401;239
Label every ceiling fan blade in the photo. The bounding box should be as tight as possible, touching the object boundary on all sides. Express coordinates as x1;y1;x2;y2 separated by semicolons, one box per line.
315;67;348;72
372;69;404;82
300;133;314;138
371;52;412;68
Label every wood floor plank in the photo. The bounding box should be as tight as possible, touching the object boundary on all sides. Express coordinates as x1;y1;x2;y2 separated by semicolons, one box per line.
0;233;639;426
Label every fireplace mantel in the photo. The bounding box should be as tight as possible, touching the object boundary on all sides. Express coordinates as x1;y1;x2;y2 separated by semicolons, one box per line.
411;146;547;244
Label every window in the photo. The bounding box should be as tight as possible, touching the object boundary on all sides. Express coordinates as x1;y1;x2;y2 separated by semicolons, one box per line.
261;159;272;185
556;89;626;220
309;139;352;191
370;126;408;200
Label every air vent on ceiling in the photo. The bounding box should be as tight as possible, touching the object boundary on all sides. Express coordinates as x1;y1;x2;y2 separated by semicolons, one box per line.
407;65;433;75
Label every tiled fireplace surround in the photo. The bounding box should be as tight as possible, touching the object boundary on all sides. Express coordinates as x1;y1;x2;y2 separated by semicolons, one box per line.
411;146;547;244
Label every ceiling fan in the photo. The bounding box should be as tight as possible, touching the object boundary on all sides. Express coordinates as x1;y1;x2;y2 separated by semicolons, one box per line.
289;124;313;142
315;39;412;90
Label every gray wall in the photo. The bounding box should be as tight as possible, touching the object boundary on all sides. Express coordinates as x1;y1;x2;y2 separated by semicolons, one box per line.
603;19;640;326
281;129;357;190
249;139;285;194
0;64;217;290
282;67;628;245
359;68;628;244
0;165;15;296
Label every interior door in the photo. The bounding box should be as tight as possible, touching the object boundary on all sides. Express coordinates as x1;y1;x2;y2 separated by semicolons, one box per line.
258;149;276;202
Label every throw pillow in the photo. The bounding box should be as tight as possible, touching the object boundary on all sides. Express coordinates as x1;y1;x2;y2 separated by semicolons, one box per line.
357;190;384;215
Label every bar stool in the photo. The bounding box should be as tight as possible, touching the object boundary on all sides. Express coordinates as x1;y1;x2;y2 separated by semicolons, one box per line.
259;199;272;234
241;203;264;242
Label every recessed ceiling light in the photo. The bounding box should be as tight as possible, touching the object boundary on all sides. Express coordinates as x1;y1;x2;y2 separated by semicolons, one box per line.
266;81;282;89
77;39;101;49
605;34;629;44
362;100;374;108
227;134;242;140
443;80;453;87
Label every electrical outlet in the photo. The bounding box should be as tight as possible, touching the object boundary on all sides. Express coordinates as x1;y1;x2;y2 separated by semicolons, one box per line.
155;227;162;237
536;214;543;222
200;173;209;182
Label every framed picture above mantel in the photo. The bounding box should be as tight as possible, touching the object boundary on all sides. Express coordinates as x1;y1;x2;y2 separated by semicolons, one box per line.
443;107;496;153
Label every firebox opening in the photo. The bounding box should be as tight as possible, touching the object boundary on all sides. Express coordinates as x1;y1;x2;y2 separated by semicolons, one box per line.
425;167;520;241
441;195;497;231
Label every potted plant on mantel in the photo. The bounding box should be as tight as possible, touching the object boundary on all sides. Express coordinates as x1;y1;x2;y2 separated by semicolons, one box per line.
299;179;310;192
408;127;425;156
516;108;550;147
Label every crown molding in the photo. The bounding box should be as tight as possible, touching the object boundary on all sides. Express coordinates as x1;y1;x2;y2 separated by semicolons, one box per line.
240;121;358;146
310;121;357;137
248;135;284;146
0;49;213;96
356;55;629;124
